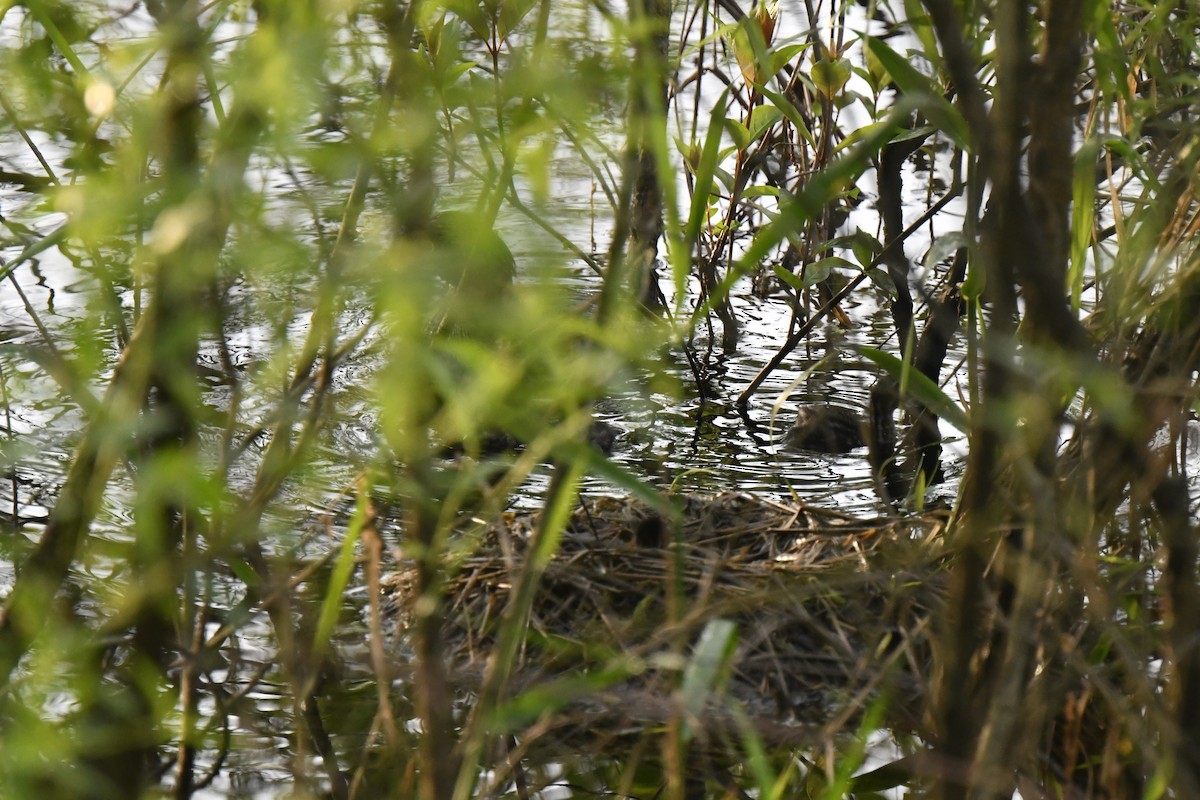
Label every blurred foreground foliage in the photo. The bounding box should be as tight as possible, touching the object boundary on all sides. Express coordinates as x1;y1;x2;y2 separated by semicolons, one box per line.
0;0;1196;798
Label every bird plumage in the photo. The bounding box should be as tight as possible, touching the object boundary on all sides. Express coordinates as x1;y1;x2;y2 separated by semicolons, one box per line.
785;404;865;453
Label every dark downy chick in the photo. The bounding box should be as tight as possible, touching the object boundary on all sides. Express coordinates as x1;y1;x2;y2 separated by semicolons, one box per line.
786;404;865;453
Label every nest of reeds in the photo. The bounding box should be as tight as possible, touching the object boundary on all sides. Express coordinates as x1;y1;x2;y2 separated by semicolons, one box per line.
384;492;946;749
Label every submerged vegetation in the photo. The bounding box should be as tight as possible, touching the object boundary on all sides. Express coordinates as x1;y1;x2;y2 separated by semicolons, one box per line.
0;0;1197;797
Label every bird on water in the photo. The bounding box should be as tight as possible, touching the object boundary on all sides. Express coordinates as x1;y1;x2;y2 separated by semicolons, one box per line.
427;210;517;337
429;209;621;456
785;404;865;454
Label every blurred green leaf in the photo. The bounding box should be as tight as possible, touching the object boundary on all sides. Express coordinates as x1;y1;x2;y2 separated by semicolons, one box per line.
902;0;941;66
497;0;538;42
740;184;779;199
1070;140;1100;311
865;37;936;97
867;266;897;297
680;619;738;741
863;37;890;92
837;119;895;152
864;37;969;148
858;346;969;432
803;259;838;286
772;264;804;292
686;88;730;245
313;485;368;656
850;755;919;792
923;231;968;267
445;0;491;42
491;662;639;730
731;703;792;800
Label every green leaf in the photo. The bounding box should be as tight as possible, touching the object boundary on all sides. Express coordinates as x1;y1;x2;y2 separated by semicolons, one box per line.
902;0;941;67
867;267;896;298
857;346;969;432
758;85;815;147
923;231;968;267
491;663;638;730
802;259;835;286
497;0;537;42
723;117;751;151
865;36;938;97
850;229;883;267
864;38;970;149
736;126;883;272
680;619;738;741
961;254;985;299
767;43;808;80
1089;0;1130;101
445;0;490;41
444;59;476;86
731;704;789;800
713;163;736;193
313;486;368;655
518;134;556;203
1070;140;1100;311
918;96;970;150
573;446;676;517
730;14;770;84
739;184;779;199
772;264;805;293
837;119;896;152
890;123;937;144
675;134;699;167
811;56;852;98
823;691;894;798
747;104;783;142
850;756;919;793
686;88;730;245
863;39;890;93
808;256;853;285
25;4;89;76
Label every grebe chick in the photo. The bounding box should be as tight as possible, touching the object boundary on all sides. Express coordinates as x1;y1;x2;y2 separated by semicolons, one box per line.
785;404;865;454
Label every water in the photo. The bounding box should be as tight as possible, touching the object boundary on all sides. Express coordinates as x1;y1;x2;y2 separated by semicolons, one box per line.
0;0;972;529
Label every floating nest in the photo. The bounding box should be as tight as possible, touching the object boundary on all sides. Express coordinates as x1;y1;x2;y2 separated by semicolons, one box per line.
383;492;947;750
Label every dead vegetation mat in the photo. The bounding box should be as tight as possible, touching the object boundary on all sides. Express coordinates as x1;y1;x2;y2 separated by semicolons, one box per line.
384;492;947;749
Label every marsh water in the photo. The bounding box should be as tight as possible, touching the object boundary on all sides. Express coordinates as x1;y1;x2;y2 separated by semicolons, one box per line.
0;7;967;512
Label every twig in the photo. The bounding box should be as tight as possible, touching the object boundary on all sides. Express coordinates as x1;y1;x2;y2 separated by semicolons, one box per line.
361;485;400;748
